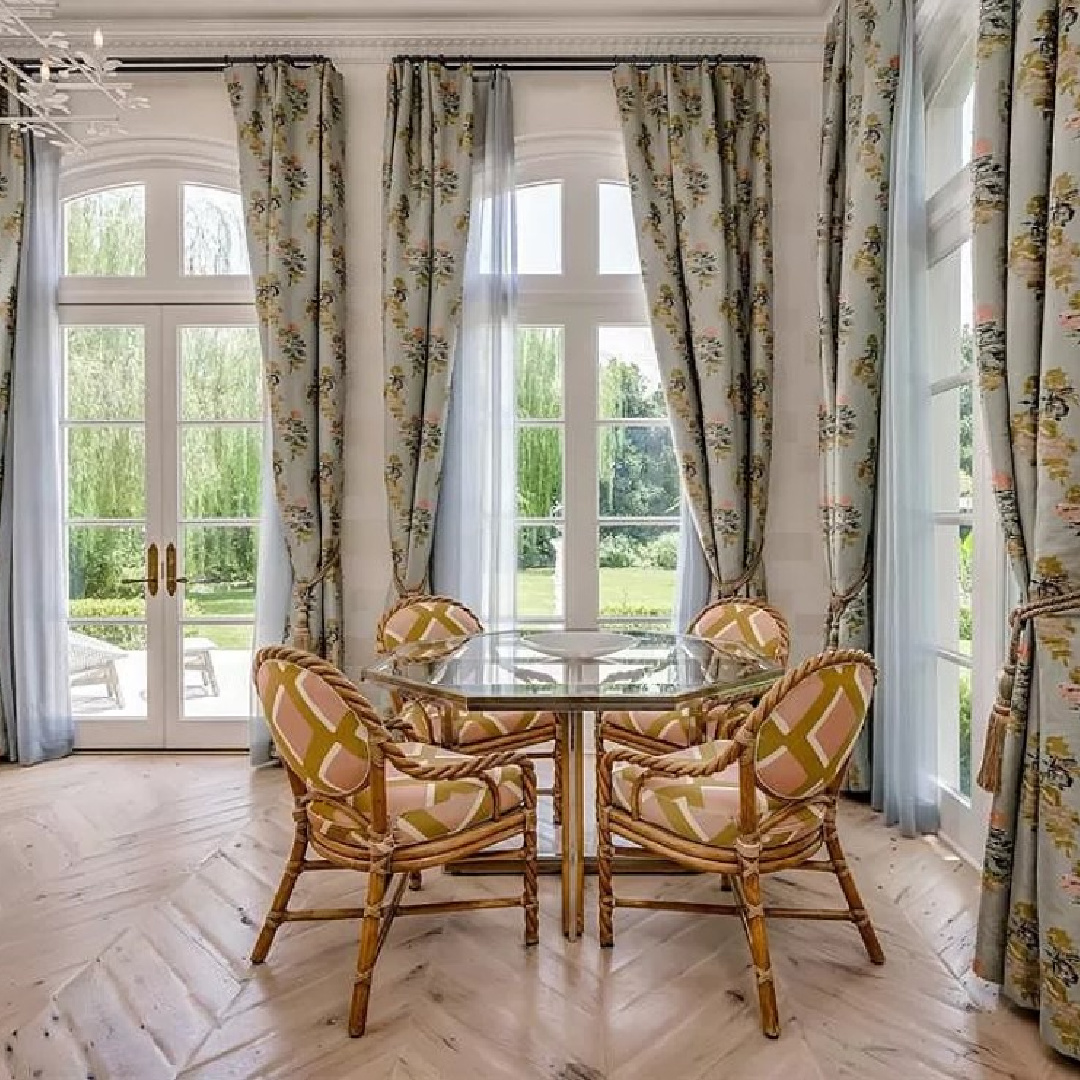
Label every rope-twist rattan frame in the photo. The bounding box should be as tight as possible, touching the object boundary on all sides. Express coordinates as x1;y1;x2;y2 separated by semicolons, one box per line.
250;645;539;1038
597;596;792;755
372;593;563;826
596;647;884;1039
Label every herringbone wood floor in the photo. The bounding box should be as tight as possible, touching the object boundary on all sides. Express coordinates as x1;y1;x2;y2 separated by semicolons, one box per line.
0;755;1074;1079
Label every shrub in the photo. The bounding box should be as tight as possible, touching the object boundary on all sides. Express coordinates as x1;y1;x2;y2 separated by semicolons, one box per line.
69;597;204;649
643;532;678;570
598;532;638;568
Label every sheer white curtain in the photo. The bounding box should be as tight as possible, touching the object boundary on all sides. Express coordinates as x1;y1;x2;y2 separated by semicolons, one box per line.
432;70;517;626
250;425;291;764
872;4;939;834
0;139;72;764
675;497;710;632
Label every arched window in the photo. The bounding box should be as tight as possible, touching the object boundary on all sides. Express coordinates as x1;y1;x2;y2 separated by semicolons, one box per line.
60;138;258;752
512;134;679;631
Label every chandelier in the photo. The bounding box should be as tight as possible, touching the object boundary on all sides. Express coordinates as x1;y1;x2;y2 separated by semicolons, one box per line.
0;0;147;151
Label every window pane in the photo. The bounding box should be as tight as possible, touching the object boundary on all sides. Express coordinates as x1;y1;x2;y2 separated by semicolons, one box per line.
934;523;971;654
517;426;563;519
181;327;262;421
65;326;144;421
931;384;973;514
599;524;678;621
181;427;261;519
64;185;145;276
598;182;641;274
181;623;254;718
928;241;973;377
599;326;665;419
183;184;250;276
517;524;562;621
69;622;147;718
517;326;563;419
68;525;146;611
599;426;680;517
516;182;561;274
182;526;257;618
68;428;145;519
937;658;972;798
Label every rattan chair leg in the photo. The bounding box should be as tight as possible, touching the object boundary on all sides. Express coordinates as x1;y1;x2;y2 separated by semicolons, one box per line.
825;823;885;965
552;722;563;827
738;844;779;1038
597;758;615;947
523;770;540;946
251;811;308;964
407;870;422;891
349;866;389;1038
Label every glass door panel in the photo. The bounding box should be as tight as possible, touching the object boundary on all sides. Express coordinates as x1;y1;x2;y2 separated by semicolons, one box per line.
63;312;163;746
167;311;261;745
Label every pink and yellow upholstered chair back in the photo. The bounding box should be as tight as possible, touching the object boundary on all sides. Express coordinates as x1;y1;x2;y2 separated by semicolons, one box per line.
688;599;790;666
255;656;374;796
751;652;876;801
375;594;484;655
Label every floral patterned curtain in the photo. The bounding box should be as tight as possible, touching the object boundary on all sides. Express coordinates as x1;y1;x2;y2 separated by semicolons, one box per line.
613;61;774;599
383;61;477;596
226;60;347;664
971;0;1080;1060
817;0;902;792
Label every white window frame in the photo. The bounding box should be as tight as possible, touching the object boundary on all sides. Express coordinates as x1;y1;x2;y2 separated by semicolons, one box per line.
60;136;258;750
514;132;678;631
924;34;1005;863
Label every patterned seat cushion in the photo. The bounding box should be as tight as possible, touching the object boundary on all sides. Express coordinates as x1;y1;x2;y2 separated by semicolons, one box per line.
400;699;555;746
689;601;788;663
604;702;750;748
611;740;823;849
309;742;523;847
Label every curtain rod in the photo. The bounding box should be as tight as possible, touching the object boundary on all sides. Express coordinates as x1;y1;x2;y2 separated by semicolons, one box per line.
16;55;330;73
391;54;763;71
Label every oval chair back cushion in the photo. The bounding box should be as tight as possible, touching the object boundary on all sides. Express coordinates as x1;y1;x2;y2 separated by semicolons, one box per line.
753;659;875;800
377;596;484;654
255;659;371;794
689;601;788;665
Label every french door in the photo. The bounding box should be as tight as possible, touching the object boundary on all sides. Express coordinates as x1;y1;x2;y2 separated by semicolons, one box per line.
62;304;261;749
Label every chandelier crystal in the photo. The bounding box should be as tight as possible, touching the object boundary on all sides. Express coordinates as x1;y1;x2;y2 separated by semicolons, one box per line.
0;0;147;151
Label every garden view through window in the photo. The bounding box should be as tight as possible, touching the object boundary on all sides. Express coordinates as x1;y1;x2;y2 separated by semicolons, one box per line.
512;170;678;629
62;173;257;749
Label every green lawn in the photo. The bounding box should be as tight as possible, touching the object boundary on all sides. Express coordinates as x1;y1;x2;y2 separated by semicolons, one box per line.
183;585;254;649
518;567;675;619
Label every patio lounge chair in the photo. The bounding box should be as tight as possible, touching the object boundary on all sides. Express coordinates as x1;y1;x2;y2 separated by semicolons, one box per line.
68;630;127;708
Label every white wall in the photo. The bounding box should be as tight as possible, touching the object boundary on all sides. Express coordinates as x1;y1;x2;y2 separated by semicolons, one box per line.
75;57;828;676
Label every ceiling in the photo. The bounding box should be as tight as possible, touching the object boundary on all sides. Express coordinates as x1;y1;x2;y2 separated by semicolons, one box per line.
54;0;830;20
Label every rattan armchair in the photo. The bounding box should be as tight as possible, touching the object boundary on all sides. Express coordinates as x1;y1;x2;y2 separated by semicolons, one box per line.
375;593;562;823
597;649;883;1038
598;598;790;754
251;646;538;1038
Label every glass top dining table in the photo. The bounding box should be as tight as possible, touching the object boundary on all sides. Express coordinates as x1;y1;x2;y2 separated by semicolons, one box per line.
361;628;782;712
362;629;784;940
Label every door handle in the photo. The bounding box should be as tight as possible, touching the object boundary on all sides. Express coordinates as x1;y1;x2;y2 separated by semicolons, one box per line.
165;542;188;597
121;542;160;597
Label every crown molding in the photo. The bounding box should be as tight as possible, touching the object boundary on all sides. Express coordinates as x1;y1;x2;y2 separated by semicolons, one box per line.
39;15;827;64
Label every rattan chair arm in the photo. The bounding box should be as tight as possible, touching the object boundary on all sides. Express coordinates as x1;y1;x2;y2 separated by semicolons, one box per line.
295;789;371;834
598;741;744;779
381;745;538;783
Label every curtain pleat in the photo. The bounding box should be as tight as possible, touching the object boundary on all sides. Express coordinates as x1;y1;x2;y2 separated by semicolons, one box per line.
613;61;775;604
227;59;348;763
817;0;903;792
971;0;1080;1060
0;131;72;764
431;71;517;627
383;61;478;598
